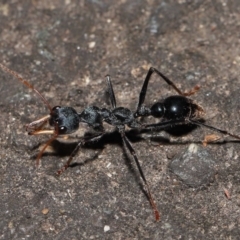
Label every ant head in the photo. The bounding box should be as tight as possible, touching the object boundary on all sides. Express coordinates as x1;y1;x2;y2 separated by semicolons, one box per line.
49;106;80;134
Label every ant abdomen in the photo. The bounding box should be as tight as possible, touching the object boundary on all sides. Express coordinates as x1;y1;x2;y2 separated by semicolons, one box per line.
49;106;79;134
150;95;203;120
151;95;195;120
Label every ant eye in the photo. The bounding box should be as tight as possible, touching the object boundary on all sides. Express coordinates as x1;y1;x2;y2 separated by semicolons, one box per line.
52;106;61;111
58;126;67;134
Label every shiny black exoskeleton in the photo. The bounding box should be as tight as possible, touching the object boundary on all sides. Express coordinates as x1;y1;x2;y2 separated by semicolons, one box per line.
150;96;195;119
136;95;201;120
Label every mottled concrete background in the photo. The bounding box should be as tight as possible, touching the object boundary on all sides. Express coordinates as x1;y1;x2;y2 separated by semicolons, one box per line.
0;1;240;239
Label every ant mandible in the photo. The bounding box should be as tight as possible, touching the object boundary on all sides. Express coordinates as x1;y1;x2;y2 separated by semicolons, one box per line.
1;63;240;222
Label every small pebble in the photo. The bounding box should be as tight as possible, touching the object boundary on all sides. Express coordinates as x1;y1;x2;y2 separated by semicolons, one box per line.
169;144;216;187
104;225;110;232
42;208;49;215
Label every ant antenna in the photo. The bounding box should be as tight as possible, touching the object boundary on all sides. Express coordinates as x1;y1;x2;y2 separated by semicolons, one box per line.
0;63;52;112
0;63;57;167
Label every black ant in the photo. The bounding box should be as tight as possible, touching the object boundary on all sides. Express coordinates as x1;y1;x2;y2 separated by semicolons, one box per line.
1;63;240;222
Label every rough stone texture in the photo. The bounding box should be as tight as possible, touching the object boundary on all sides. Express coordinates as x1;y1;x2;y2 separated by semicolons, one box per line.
169;143;216;187
0;1;240;239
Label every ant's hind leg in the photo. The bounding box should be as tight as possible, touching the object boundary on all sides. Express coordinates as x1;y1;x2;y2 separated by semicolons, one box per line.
56;132;104;175
189;119;240;141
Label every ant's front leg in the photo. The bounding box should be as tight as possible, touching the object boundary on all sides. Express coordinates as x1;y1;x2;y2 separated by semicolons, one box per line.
35;131;59;167
57;131;105;175
31;121;60;167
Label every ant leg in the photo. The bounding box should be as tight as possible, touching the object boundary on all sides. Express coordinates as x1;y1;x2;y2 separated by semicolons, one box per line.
36;131;59;166
136;67;200;113
189;119;240;140
57;132;104;175
150;67;200;96
145;118;240;142
119;128;160;221
106;75;116;109
144;118;187;131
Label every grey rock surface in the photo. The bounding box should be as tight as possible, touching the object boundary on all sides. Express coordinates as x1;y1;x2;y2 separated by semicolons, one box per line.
170;143;216;187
